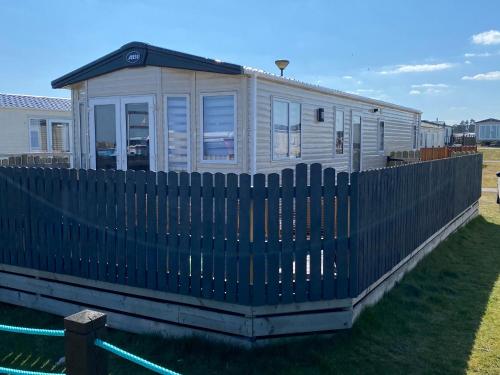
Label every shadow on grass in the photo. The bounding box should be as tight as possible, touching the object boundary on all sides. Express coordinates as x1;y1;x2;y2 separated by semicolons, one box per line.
1;214;499;375
99;214;499;375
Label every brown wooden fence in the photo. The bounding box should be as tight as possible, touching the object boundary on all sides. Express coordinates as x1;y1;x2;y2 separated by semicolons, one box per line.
0;154;482;307
420;145;477;161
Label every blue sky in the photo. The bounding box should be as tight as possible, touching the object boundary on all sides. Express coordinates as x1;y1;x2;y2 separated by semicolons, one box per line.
1;0;499;124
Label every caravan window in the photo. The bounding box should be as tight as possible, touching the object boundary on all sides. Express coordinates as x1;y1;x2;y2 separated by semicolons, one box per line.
272;99;302;160
29;118;71;153
335;110;344;154
201;94;236;162
378;120;385;152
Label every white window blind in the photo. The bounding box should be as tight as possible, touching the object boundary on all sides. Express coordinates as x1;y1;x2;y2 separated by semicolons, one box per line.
51;122;70;152
167;96;189;171
202;95;235;161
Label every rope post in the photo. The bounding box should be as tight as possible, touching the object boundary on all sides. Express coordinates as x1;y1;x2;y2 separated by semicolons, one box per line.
64;310;108;375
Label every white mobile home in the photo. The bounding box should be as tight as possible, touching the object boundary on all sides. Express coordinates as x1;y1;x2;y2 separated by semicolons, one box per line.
0;94;72;158
476;118;500;144
420;120;445;148
52;42;421;174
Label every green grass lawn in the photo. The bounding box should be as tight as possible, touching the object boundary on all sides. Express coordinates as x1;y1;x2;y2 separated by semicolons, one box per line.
483;163;500;188
479;147;500;188
1;196;499;375
479;147;500;161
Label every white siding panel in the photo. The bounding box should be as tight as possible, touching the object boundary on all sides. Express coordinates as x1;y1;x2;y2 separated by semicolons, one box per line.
255;78;416;174
87;66;159;97
0;108;72;155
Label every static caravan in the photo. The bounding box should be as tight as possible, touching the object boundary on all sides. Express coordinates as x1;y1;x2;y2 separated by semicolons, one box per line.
476;118;500;144
52;42;421;174
420;120;445;148
0;94;72;159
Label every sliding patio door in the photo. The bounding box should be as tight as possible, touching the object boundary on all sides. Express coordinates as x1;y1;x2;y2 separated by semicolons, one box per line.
121;96;156;171
89;98;121;170
89;96;156;171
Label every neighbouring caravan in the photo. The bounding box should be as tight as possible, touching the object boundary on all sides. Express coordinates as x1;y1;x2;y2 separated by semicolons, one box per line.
52;42;421;174
0;94;72;162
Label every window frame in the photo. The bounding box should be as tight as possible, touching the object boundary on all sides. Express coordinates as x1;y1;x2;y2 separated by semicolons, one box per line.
378;118;385;153
199;91;238;165
28;117;73;153
350;111;363;173
271;96;302;161
164;94;191;172
49;119;72;153
334;108;345;156
28;119;44;152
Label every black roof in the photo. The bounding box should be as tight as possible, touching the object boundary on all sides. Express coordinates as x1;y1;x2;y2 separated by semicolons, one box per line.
52;42;244;89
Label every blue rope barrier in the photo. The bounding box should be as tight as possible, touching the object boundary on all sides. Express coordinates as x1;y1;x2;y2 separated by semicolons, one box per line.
94;339;181;375
0;367;65;375
0;324;65;337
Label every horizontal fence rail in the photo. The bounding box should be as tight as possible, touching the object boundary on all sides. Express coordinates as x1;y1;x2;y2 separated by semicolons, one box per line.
0;154;482;307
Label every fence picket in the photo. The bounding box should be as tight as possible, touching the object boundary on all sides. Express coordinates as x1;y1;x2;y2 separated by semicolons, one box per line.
105;170;116;283
225;173;238;303
266;173;280;305
309;163;322;301
213;173;226;301
125;171;137;286
115;170;126;283
295;163;308;302
336;172;349;298
135;171;147;288
252;173;266;305
190;172;202;296
238;173;251;305
146;171;158;289
96;170;107;280
201;172;213;298
178;172;191;295
87;170;98;280
323;167;336;299
281;168;294;303
156;171;168;290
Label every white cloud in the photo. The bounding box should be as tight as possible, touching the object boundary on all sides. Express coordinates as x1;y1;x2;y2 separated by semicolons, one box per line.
348;88;390;101
462;71;500;81
464;52;492;57
380;63;453;74
342;75;353;79
465;60;472;64
409;83;449;95
472;30;500;45
411;83;448;88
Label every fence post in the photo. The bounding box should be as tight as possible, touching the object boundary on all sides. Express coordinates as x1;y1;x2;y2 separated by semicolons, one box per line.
64;309;108;375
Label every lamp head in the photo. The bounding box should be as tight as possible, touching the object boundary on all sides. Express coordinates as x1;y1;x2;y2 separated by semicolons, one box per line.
275;59;290;76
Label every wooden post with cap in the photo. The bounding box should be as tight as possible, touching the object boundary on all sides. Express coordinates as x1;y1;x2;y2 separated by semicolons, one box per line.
64;309;108;375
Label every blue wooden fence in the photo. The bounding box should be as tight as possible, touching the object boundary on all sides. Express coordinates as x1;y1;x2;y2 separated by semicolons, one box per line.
0;154;482;306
